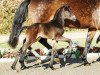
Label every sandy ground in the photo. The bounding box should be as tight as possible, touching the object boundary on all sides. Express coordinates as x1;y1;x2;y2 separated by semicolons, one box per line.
0;60;100;75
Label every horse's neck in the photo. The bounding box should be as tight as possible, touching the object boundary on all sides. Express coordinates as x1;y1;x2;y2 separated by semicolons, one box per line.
53;10;64;27
50;20;63;28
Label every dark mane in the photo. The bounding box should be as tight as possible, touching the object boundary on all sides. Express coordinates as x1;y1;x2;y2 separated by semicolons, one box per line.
53;5;67;26
53;5;65;20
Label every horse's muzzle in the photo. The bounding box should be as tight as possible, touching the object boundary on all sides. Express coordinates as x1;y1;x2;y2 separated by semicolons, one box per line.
70;15;77;22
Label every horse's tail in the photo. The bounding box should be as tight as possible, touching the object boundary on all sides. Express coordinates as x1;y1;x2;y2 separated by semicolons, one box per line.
96;34;100;43
8;0;31;48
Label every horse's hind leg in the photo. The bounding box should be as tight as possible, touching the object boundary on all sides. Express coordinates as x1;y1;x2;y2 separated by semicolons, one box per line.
11;37;35;70
18;41;33;69
82;29;96;66
23;38;32;50
11;38;33;70
11;54;19;70
19;35;38;70
18;45;28;70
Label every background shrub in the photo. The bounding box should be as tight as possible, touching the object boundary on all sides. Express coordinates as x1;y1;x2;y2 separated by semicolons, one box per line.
0;0;21;34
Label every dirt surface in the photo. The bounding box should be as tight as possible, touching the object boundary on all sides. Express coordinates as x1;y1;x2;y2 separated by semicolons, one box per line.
0;59;100;75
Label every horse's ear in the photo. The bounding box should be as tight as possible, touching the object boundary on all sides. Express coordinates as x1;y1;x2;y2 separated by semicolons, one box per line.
64;5;71;11
64;6;68;10
63;4;70;8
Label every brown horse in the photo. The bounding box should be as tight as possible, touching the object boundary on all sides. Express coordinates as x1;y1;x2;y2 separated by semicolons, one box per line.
9;5;76;70
8;0;100;69
28;0;100;65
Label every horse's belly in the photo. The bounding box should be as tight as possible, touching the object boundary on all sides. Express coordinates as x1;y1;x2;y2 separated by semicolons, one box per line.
37;32;55;39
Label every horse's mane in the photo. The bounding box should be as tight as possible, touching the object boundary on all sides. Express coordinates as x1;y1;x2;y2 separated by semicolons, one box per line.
52;5;69;26
53;5;66;20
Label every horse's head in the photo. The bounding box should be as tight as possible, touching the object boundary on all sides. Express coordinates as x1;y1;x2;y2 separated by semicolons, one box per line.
53;4;76;26
61;4;76;22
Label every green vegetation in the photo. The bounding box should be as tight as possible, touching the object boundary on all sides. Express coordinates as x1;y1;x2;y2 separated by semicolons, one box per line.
0;0;21;34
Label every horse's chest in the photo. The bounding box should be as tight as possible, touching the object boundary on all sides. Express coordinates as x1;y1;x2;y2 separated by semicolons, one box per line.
55;28;64;35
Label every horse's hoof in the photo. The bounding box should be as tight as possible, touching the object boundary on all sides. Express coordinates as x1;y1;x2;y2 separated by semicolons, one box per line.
11;66;16;70
92;61;96;63
84;62;91;66
20;66;27;70
49;66;55;70
60;65;65;68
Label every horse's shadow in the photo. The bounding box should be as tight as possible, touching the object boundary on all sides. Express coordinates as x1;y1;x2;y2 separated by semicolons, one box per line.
25;58;82;70
24;57;100;70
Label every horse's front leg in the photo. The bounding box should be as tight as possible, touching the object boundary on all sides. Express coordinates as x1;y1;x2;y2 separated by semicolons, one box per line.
67;39;73;58
49;40;57;70
56;36;73;57
82;28;96;66
49;50;55;70
55;36;73;66
39;38;52;49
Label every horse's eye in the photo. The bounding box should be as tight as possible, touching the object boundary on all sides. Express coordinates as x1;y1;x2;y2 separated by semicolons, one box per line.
68;6;71;10
68;6;70;8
